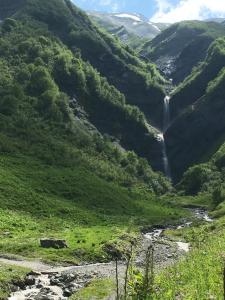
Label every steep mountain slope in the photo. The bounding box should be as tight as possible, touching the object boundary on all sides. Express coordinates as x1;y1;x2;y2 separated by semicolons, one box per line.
178;142;225;197
4;1;225;299
0;8;169;185
165;38;225;180
0;1;184;272
0;0;171;171
141;21;225;83
8;0;166;129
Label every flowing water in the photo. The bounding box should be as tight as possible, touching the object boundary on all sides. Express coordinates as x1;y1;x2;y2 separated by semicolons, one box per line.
163;95;171;132
157;95;171;178
8;274;66;300
157;133;171;178
144;209;213;254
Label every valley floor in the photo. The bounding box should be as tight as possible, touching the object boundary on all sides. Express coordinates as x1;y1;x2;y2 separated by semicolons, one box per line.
2;208;219;300
0;153;186;299
0;153;224;299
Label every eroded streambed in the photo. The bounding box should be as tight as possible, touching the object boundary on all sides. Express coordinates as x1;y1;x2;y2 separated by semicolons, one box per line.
7;209;213;299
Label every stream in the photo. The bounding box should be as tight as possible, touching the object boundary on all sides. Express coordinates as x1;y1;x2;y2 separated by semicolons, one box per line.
7;209;213;300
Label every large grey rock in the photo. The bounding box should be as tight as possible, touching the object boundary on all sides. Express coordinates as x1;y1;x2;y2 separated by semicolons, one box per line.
40;239;68;249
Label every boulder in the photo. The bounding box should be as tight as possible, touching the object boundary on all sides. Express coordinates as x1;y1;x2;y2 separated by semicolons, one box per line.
24;275;36;286
40;239;68;249
63;288;72;297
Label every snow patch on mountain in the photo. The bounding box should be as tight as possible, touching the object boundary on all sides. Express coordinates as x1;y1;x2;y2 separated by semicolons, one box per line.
115;14;141;22
152;24;161;32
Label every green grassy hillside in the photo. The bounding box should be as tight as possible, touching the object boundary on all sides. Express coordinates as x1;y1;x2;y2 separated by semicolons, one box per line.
3;1;225;298
0;0;188;271
151;217;225;299
0;153;184;264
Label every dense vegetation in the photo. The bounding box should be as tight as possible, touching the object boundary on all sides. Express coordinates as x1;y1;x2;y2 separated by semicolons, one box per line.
0;0;186;275
2;1;225;299
178;139;225;207
166;37;225;180
11;0;166;129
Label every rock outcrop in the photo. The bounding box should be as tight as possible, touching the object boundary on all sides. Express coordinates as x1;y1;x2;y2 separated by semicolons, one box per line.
40;239;68;249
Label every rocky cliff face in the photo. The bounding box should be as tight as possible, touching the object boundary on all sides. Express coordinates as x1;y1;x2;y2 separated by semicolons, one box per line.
141;21;225;84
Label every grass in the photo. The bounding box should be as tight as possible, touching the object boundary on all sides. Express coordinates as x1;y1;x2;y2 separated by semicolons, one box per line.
0;263;29;299
0;153;187;264
151;217;225;299
164;194;212;209
70;279;115;300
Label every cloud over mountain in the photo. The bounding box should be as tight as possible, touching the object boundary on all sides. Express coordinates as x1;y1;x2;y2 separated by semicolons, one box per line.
151;0;225;23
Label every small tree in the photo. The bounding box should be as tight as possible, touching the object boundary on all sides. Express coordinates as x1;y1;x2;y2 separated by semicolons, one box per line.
212;187;224;208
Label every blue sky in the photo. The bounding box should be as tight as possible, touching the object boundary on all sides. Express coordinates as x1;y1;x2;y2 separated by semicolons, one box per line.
73;0;167;18
72;0;225;23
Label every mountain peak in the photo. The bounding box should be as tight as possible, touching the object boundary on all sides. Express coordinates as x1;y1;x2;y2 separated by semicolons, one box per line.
88;11;170;40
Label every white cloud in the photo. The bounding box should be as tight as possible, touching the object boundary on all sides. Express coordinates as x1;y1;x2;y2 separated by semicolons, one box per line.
151;0;225;23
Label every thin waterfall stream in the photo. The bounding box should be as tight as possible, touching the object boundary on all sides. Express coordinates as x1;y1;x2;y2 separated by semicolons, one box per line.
163;95;170;132
157;94;171;178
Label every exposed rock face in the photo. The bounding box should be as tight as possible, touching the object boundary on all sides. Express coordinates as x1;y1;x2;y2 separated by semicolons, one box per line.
40;239;68;249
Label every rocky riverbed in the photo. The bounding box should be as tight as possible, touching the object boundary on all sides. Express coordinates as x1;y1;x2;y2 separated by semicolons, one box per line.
7;208;213;299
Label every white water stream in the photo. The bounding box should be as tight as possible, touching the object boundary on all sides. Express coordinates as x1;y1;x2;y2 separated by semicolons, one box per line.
157;133;171;178
144;209;213;254
155;94;172;178
163;95;171;133
8;274;66;300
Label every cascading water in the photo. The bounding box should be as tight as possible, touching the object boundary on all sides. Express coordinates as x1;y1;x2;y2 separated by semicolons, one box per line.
157;133;171;178
163;95;170;132
157;95;171;179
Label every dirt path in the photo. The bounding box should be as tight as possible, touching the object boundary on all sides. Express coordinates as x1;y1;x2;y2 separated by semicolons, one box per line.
0;256;125;276
0;257;53;272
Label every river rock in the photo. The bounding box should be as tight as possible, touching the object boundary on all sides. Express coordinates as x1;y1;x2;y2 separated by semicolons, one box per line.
50;277;61;285
28;271;42;276
167;253;173;258
24;275;36;286
12;279;26;290
11;285;20;292
63;288;72;297
40;239;68;249
68;282;83;292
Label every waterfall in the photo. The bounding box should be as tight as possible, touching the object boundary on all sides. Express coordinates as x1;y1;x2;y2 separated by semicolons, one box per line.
163;95;170;132
157;133;171;178
157;95;171;179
